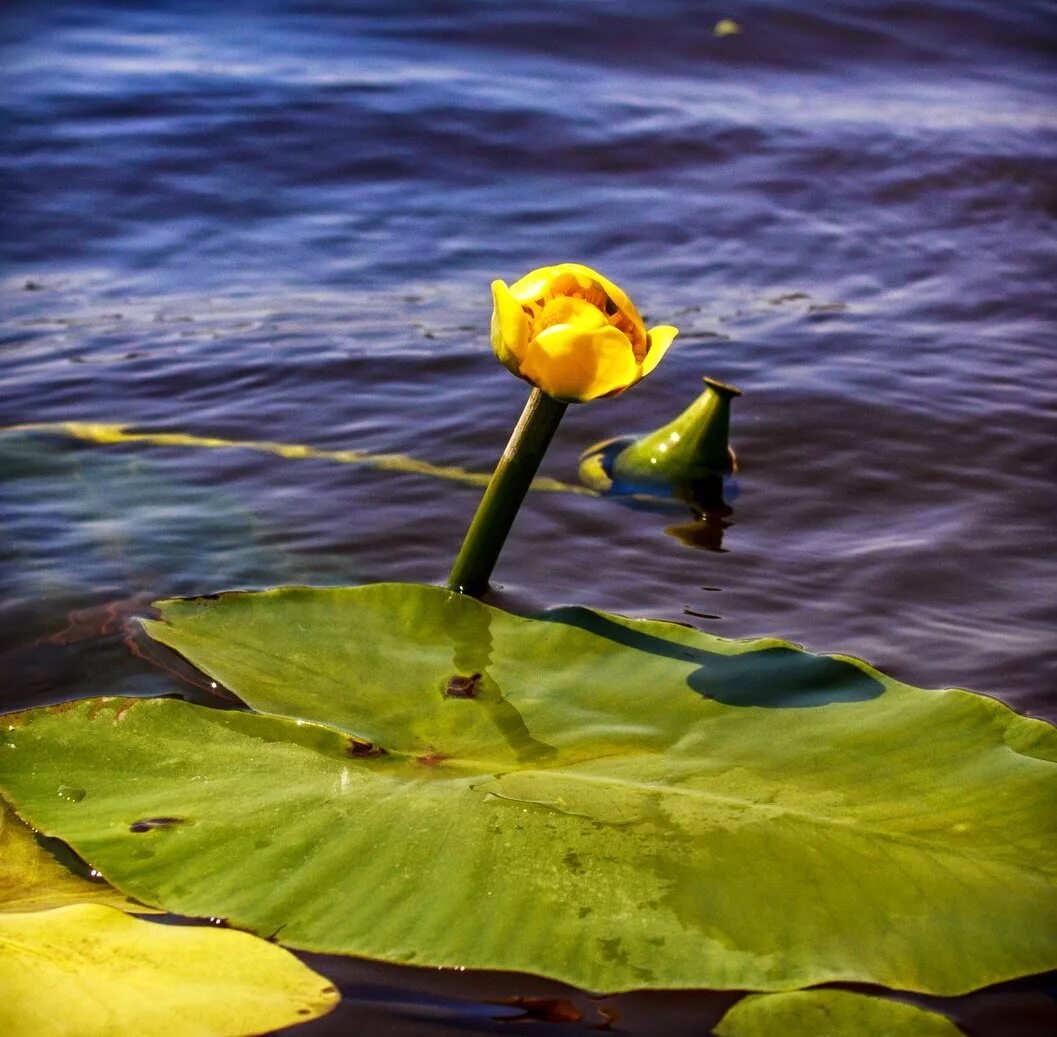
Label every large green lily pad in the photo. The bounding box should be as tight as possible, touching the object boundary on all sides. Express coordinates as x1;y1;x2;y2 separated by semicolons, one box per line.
1;583;1055;994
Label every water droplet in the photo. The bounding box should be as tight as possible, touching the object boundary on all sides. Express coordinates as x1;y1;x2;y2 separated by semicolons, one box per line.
56;784;86;802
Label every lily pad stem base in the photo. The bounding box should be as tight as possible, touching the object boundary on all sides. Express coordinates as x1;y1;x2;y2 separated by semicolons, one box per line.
448;388;567;596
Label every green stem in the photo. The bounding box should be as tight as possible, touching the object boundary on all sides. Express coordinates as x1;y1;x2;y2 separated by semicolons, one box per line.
448;388;568;596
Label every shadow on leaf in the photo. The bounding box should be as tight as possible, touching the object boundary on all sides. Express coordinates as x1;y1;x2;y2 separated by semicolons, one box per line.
541;608;883;708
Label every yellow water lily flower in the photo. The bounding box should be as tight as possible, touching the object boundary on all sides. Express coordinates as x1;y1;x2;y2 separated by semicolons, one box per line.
490;263;678;403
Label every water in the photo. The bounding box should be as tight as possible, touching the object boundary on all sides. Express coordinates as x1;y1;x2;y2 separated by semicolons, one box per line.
2;1;1055;1032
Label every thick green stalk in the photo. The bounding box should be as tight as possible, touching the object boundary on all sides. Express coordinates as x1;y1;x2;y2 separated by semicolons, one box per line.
448;388;568;597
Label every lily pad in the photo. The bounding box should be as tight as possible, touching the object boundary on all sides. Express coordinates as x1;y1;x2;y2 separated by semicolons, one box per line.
713;990;965;1036
0;798;157;914
0;903;338;1036
0;583;1055;995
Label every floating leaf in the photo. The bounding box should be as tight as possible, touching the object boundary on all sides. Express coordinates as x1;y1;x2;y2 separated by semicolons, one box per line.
0;904;338;1036
1;583;1055;994
0;798;157;915
714;990;965;1036
2;422;589;495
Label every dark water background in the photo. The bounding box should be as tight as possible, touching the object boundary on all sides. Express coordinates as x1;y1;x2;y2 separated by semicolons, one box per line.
2;1;1056;1033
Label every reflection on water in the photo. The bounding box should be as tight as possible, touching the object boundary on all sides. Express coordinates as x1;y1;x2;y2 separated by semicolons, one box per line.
666;504;733;554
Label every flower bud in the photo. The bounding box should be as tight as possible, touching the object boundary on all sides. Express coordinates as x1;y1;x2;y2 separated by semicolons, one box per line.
490;263;677;403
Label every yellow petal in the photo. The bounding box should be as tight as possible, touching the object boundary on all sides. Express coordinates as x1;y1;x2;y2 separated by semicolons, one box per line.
506;264;646;350
508;263;634;318
554;262;648;361
558;263;637;318
490;279;531;372
533;295;607;335
640;324;678;377
507;266;561;304
520;323;638;402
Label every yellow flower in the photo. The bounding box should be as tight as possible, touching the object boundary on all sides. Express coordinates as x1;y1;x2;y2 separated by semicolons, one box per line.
490;263;678;403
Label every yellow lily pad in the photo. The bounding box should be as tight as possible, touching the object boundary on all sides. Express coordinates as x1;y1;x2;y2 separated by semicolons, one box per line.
0;904;338;1037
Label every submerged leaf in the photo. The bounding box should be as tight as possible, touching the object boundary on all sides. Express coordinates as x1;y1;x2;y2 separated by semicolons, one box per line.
714;990;965;1036
0;583;1055;994
0;904;338;1036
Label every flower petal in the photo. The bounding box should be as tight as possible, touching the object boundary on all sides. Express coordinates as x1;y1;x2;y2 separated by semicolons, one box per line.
490;280;531;371
559;263;648;361
533;296;607;335
559;263;635;317
640;325;678;377
521;323;638;402
508;266;561;304
509;264;640;322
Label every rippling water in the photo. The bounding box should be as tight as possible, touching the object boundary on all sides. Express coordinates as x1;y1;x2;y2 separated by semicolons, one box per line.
2;1;1056;1032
